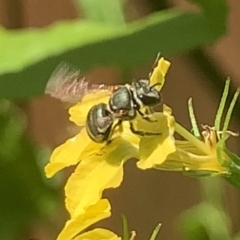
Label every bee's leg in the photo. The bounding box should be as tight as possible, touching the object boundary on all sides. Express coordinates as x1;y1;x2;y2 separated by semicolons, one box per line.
129;122;160;136
145;107;154;114
106;139;112;145
112;120;123;132
106;120;123;144
137;109;156;122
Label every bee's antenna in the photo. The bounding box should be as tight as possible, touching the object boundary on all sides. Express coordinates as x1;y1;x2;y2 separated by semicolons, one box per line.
148;52;161;79
150;82;162;90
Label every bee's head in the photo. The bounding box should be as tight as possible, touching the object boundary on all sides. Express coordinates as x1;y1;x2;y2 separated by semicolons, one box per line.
133;79;162;107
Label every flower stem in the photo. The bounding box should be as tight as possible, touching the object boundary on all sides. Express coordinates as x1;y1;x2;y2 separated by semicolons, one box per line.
175;122;210;155
149;224;162;240
188;98;201;138
214;79;230;132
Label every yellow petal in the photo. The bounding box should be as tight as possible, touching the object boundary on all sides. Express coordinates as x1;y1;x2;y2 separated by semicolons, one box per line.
149;57;171;91
157;147;226;173
65;154;123;217
120;122;140;148
65;138;138;217
134;112;166;133
45;128;104;178
155;149;190;171
73;228;121;240
175;140;206;155
138;135;175;169
155;141;206;171
137;110;176;169
57;199;111;240
69;91;111;126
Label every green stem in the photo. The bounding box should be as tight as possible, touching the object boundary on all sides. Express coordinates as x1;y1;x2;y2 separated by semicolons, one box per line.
222;88;240;137
149;224;161;240
214;79;230;132
121;214;129;240
188;98;201;138
175;122;210;155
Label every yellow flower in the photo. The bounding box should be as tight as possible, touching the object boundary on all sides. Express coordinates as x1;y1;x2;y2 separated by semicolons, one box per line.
57;199;120;240
45;56;240;239
45;55;240;239
45;106;174;239
156;124;229;174
45;110;175;217
45;57;173;239
65;133;139;218
45;57;172;180
156;80;240;177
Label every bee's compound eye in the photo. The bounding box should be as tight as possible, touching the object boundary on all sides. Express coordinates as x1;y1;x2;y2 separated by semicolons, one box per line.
139;90;161;106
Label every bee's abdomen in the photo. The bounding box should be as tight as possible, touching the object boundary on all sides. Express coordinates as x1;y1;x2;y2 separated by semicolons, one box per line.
86;103;113;143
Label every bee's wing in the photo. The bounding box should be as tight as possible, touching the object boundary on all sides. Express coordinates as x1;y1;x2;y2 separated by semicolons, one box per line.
45;62;114;103
45;62;88;102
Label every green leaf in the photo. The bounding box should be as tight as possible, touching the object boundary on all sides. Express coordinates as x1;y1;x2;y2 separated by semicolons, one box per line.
191;0;228;37
223;148;240;191
0;100;58;239
233;234;240;240
0;0;228;99
75;0;125;25
179;178;232;240
179;203;231;240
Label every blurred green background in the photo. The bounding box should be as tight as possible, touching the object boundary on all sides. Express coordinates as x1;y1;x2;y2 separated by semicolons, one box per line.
0;0;240;239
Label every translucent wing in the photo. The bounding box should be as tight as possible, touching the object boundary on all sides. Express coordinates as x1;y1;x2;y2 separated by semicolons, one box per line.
45;63;113;103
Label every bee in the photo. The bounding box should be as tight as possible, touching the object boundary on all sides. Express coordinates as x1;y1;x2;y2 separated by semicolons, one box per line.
45;58;162;143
